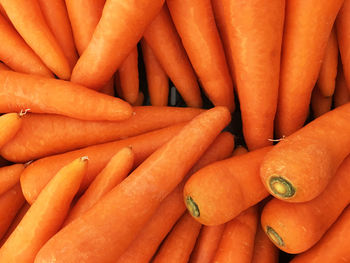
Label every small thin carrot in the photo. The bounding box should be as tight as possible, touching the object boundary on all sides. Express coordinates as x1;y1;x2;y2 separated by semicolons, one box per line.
251;223;279;263
0;112;22;149
334;66;350;107
141;39;169;106
311;85;333;118
100;76;115;97
0;164;24;196
132;92;144;106
152;212;202;263
0;70;132;121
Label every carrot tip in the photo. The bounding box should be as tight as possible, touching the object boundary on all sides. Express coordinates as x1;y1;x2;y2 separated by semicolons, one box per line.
269;176;295;198
185;196;200;217
266;226;284;247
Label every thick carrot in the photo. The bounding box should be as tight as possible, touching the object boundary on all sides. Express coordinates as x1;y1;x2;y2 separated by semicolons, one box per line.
34;107;231;263
0;70;132;121
141;39;169;106
261;103;350;203
275;0;344;137
70;0;165;90
132;92;144;106
143;5;202;108
184;147;271;225
167;0;235;111
152;212;202;263
117;132;234;263
212;206;258;263
0;164;24;196
317;28;339;97
21;123;186;204
100;76;115;96
1;106;203;162
334;66;350;107
311;85;333;118
0;112;22;149
0;157;88;263
63;147;134;225
261;154;350;254
251;223;279;263
0;0;71;79
0;14;52;77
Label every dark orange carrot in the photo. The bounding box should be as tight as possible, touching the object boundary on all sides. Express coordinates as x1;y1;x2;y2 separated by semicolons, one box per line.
232;146;248;156
34;107;231;263
0;164;24;196
334;66;350;107
311;85;333;118
251;223;279;263
143;5;202;108
141;39;169;106
0;0;71;79
261;103;350;203
21;123;186;204
0;113;22;149
167;0;235;111
0;62;10;70
0;70;132;121
184;147;271;226
275;0;344;137
132;92;144;106
152;213;202;263
1;106;203;162
100;76;115;97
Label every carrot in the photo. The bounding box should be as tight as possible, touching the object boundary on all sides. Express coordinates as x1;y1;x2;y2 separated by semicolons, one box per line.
0;4;10;22
212;206;258;263
152;212;202;263
167;0;235;112
100;76;115;97
0;62;10;70
117;132;234;263
290;205;350;263
261;103;350;203
70;0;165;90
133;92;144;106
21;123;186;204
63;147;134;226
0;14;52;77
0;70;132;121
143;5;202;108
37;0;78;68
334;66;350;107
34;107;231;263
0;157;87;263
141;39;169;106
0;184;25;240
317;28;339;97
311;85;333;118
275;0;344;137
0;112;22;149
251;223;279;263
0;164;24;196
1;106;203;162
232;146;248;156
261;154;350;254
184;146;271;225
0;0;71;79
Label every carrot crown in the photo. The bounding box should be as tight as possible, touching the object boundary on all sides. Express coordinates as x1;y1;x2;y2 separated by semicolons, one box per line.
266;226;284;247
268;176;295;199
185;196;200;217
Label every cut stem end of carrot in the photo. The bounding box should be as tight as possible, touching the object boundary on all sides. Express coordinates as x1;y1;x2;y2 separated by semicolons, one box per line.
269;176;295;199
266;226;284;247
185;196;200;217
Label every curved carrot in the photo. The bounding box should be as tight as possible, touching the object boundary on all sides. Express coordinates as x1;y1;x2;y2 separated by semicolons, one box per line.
70;0;165;90
0;112;22;149
1;106;203;162
261;103;350;203
0;157;88;263
0;70;132;121
184;147;271;225
141;39;169;106
167;0;234;111
143;5;202;108
311;85;333;118
100;75;115;96
21;123;186;204
275;0;344;137
0;164;24;196
334;66;350;107
34;107;231;263
251;223;279;263
0;0;71;79
152;213;202;263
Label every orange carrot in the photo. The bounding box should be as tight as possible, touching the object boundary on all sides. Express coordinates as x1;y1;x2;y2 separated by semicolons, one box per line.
21;123;186;204
117;132;234;263
63;147;134;225
70;0;165;90
261;154;350;254
261;103;350;203
232;146;248;156
152;212;202;263
0;4;10;22
141;39;169;106
251;223;279;263
0;112;22;149
334;66;350;107
0;14;52;77
0;157;88;263
132;92;144;106
311;85;333;118
34;107;231;263
0;0;71;79
0;164;24;196
0;70;132;121
275;0;344;137
167;0;235;111
0;62;9;70
184;147;271;225
143;5;202;108
100;75;115;97
212;206;258;263
1;106;203;162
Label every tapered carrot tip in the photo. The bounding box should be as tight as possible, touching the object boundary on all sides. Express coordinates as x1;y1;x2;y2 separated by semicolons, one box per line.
266;226;285;247
268;176;296;199
185;196;200;217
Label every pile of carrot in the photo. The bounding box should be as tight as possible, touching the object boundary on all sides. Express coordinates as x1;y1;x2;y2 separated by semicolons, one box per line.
0;0;349;262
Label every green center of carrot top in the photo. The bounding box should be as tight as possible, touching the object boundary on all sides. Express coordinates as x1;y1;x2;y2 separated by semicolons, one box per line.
266;226;285;247
185;196;200;217
269;176;295;199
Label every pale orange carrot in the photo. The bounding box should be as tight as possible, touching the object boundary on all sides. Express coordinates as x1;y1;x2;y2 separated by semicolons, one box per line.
0;164;24;196
0;113;22;149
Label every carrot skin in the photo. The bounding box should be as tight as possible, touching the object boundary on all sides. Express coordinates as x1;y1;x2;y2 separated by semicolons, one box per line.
311;85;333;118
0;113;22;149
251;224;279;263
132;92;144;106
334;66;350;107
100;76;115;97
0;164;24;196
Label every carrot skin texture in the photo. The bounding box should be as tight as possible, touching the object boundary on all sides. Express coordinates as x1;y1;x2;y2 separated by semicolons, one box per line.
0;0;71;79
0;113;22;149
251;224;279;263
311;85;333;118
334;66;350;107
0;70;133;121
34;107;231;263
275;0;344;137
167;0;234;111
0;164;24;196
